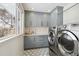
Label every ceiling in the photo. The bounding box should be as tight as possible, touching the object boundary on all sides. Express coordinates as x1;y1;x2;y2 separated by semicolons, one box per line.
22;3;71;13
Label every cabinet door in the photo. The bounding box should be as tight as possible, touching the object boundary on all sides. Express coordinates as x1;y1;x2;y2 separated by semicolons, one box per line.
24;36;49;49
35;13;50;27
49;6;63;27
25;12;32;27
35;15;41;27
24;36;35;49
30;13;37;27
50;10;57;27
25;11;51;27
57;6;63;26
25;12;37;27
42;14;50;27
34;35;49;47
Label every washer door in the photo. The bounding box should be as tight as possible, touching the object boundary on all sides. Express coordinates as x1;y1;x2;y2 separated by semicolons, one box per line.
58;30;78;56
48;31;55;45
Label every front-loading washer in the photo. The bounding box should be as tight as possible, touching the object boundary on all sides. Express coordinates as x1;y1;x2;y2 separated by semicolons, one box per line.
57;24;79;56
49;24;79;56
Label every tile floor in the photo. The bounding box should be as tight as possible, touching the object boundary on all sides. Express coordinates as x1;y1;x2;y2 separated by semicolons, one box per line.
24;48;49;56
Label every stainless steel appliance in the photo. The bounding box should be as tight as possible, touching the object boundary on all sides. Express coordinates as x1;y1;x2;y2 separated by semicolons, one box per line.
49;24;79;56
48;27;56;46
48;26;59;56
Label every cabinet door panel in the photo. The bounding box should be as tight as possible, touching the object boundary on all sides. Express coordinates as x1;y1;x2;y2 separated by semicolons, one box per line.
34;36;49;47
24;36;35;49
36;15;41;27
25;13;31;27
42;14;50;27
24;36;49;49
31;14;37;27
49;6;63;27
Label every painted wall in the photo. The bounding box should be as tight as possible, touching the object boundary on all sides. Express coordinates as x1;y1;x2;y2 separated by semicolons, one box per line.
63;3;79;24
24;27;48;36
0;35;24;56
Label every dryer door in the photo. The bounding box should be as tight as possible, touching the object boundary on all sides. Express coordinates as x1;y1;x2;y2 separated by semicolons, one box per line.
58;30;78;56
48;31;55;45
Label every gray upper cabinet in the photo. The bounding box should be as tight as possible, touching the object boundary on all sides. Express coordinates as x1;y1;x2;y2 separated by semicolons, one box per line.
49;6;63;27
35;13;41;27
57;6;63;26
25;12;31;27
42;14;50;27
50;11;57;27
25;11;50;27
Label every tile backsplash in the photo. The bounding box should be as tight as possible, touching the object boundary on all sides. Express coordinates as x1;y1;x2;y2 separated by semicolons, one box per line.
24;27;48;36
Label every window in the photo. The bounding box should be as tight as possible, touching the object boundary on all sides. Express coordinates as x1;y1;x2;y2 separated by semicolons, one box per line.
0;4;16;38
16;4;24;34
0;3;24;38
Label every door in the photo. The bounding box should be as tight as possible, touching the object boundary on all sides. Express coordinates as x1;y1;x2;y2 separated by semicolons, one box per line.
57;30;78;56
24;36;35;49
34;35;49;47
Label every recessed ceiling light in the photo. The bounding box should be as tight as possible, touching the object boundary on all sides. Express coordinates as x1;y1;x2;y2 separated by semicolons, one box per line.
47;10;50;12
31;8;34;10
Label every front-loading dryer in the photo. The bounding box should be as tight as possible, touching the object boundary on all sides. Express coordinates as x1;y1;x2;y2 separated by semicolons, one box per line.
48;26;62;56
48;27;57;56
48;27;57;46
57;24;79;56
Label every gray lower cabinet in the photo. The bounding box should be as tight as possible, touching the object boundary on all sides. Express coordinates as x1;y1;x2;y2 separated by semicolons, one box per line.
34;36;49;47
24;36;35;49
24;35;49;49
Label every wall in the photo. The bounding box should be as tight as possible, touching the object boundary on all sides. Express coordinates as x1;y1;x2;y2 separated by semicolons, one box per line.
63;3;79;24
0;35;24;56
24;27;48;36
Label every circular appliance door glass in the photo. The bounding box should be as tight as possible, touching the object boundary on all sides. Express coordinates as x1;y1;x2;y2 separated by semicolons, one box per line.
48;31;55;45
58;30;78;55
58;33;74;53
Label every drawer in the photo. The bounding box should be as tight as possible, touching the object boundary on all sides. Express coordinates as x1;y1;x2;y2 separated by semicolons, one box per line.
35;36;48;42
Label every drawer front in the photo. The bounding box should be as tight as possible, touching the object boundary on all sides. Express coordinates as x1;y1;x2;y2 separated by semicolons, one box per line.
35;36;48;42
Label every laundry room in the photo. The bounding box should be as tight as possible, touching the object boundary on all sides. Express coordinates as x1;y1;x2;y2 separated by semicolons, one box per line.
23;3;79;56
0;2;79;56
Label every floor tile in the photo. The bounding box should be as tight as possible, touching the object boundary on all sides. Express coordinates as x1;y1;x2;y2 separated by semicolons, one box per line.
24;48;49;56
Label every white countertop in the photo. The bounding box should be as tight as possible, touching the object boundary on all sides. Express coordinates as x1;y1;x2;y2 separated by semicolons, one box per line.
0;34;23;44
24;34;48;36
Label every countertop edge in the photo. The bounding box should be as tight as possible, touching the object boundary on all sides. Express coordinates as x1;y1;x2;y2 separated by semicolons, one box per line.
0;34;23;44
